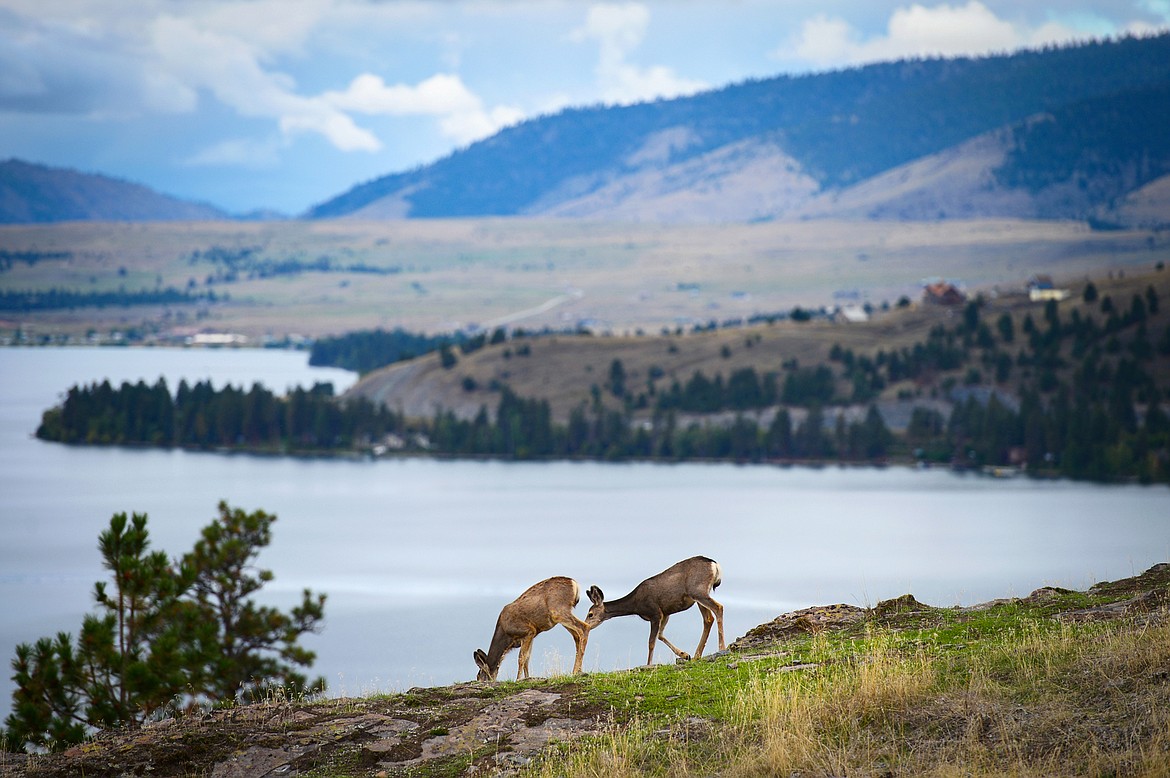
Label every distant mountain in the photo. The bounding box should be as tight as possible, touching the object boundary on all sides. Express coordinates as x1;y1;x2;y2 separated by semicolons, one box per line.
0;159;229;223
307;34;1170;226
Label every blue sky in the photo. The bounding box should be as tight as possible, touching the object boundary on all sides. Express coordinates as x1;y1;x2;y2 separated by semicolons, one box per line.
2;0;1166;215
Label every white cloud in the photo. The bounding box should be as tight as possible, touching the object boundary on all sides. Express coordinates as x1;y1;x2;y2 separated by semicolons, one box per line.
326;73;483;116
781;1;1084;69
0;1;531;158
185;136;284;168
574;3;651;66
150;14;381;152
572;2;707;105
323;72;524;145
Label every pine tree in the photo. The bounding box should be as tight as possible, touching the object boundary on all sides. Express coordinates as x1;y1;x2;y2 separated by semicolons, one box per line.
6;513;196;750
183;502;326;703
4;504;326;752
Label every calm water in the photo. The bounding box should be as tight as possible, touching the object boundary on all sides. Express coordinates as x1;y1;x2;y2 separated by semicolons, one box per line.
1;347;1168;721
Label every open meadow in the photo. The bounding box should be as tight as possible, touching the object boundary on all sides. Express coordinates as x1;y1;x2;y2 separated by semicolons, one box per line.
2;218;1167;342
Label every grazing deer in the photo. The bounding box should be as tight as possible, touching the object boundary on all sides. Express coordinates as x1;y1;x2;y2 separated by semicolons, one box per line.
473;576;590;681
585;556;725;666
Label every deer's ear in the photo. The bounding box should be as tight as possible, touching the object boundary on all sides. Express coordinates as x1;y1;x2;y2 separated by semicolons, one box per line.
587;586;604;604
473;649;489;669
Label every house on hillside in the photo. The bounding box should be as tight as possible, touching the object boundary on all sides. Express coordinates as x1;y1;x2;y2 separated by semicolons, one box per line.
1028;275;1070;302
834;304;870;323
923;281;965;306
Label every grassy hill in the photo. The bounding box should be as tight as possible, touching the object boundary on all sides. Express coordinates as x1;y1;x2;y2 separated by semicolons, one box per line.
5;563;1167;776
346;264;1170;425
307;34;1170;225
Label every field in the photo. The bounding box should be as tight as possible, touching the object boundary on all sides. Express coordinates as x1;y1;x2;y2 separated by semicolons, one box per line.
2;218;1167;343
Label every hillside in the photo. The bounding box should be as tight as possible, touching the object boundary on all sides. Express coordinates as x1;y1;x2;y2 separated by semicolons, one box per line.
307;34;1170;226
0;159;230;224
345;264;1170;426
5;563;1167;776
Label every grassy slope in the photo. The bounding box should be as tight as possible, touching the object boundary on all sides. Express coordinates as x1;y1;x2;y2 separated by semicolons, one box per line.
6;565;1167;777
544;583;1170;777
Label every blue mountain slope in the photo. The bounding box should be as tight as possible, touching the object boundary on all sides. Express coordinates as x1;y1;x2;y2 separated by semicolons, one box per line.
305;34;1170;220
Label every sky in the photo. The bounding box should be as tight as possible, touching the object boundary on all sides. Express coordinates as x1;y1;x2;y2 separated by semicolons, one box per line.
2;1;1167;216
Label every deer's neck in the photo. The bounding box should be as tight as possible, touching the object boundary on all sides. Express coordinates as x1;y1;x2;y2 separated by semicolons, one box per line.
602;592;645;620
484;624;514;672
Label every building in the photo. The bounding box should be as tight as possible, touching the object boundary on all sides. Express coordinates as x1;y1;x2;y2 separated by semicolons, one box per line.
1027;275;1070;302
923;281;966;306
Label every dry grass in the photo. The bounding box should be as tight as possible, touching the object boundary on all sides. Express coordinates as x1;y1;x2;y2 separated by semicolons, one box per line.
531;617;1170;777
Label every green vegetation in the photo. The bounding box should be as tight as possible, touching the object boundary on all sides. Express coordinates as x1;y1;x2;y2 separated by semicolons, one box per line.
532;615;1170;777
309;327;464;374
0;286;216;312
0;249;71;270
996;83;1170;210
2;503;326;752
189;244;405;284
5;568;1165;776
36;379;401;452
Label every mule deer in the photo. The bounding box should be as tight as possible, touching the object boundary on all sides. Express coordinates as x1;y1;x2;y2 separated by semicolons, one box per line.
473;576;590;681
585;556;725;666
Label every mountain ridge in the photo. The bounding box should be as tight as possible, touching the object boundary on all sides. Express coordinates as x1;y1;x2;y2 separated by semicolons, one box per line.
307;33;1170;226
5;35;1169;226
0;159;232;224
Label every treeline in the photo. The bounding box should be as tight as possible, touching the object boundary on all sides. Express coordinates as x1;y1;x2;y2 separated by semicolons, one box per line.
189;244;403;284
37;378;402;451
0;286;215;312
310;325;542;374
996;83;1170;205
309;327;463;374
35;378;896;464
0;249;71;271
34;370;1170;481
430;390;893;463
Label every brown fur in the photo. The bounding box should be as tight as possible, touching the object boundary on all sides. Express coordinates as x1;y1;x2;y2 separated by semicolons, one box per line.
586;556;726;666
473;576;590;681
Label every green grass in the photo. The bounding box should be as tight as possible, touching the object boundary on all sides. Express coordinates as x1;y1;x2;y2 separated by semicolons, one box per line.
527;601;1170;777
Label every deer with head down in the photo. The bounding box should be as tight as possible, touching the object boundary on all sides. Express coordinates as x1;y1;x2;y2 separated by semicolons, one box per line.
585;556;725;666
473;576;590;682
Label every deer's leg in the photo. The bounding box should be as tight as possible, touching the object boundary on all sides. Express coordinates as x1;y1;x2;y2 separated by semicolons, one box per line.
517;634;535;680
694;603;715;659
560;616;589;674
696;594;727;652
655;614;692;662
646;615;661;665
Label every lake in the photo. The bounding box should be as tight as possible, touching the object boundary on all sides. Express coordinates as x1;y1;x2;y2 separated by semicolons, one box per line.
1;347;1168;723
